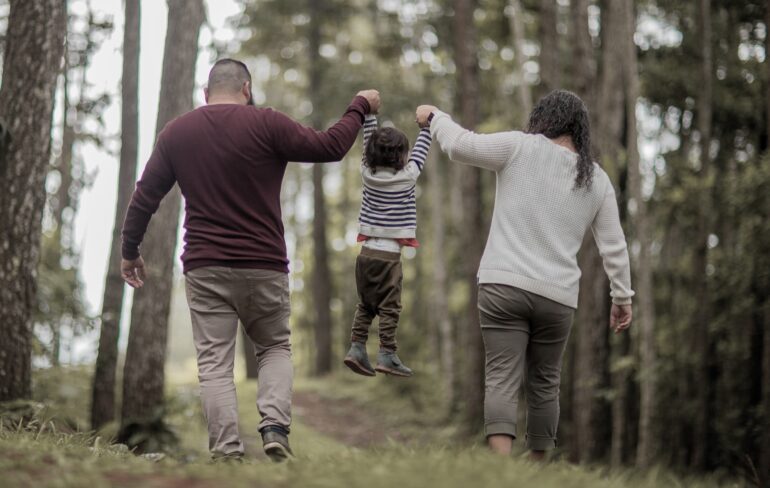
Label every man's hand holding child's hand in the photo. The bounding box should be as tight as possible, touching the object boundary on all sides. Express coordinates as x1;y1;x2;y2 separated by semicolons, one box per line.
357;89;381;114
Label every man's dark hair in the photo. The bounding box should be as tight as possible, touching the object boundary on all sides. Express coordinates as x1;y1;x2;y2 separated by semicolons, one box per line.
526;89;594;189
365;127;409;173
207;58;254;105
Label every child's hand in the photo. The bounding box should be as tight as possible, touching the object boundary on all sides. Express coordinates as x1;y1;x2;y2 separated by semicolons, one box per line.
416;105;438;127
357;89;381;114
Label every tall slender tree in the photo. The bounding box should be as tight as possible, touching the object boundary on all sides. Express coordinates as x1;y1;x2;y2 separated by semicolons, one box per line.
763;7;770;475
0;0;67;401
308;0;333;375
620;0;656;469
573;0;624;463
691;0;713;470
428;149;454;409
91;0;141;430
120;0;205;431
537;0;559;96
567;0;596;463
451;0;485;434
508;0;531;126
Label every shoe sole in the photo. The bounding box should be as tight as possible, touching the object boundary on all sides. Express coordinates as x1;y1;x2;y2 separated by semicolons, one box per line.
264;442;291;463
374;365;413;377
343;357;376;377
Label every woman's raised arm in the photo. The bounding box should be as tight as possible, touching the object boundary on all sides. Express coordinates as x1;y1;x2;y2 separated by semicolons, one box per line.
416;105;521;172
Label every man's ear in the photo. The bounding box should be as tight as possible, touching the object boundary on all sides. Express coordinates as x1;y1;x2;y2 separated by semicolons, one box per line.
243;81;253;105
203;87;210;103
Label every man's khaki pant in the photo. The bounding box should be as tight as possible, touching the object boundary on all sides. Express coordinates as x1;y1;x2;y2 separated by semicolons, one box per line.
478;283;574;451
185;267;292;457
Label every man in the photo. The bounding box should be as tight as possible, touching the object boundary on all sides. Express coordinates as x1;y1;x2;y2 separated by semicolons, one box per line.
121;58;380;462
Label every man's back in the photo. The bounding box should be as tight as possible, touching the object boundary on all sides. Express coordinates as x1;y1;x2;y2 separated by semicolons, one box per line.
121;96;370;273
167;104;292;273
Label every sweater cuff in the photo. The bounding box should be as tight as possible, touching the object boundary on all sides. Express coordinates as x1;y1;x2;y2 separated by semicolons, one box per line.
612;296;633;306
122;242;140;261
429;110;451;136
348;96;371;123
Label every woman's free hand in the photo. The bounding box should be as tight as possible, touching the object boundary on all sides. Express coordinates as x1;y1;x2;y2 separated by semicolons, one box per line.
610;303;632;334
416;105;438;128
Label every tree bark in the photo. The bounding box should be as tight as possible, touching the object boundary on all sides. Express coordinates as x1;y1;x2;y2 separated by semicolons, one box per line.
619;0;656;469
763;6;770;476
762;297;770;483
120;0;204;427
691;0;713;469
452;0;485;435
308;0;333;375
538;0;559;96
766;4;770;149
55;67;75;245
91;0;141;430
0;0;66;402
508;0;532;127
569;0;595;100
428;149;455;409
573;0;624;464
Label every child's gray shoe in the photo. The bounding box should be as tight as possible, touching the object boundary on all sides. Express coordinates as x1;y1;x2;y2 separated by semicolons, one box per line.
344;342;376;377
375;350;413;377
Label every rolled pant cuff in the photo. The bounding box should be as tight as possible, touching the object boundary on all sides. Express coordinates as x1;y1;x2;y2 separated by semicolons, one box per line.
484;421;517;439
525;434;555;450
259;422;291;435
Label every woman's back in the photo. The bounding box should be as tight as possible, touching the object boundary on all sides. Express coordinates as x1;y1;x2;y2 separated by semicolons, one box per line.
430;113;633;309
481;131;613;307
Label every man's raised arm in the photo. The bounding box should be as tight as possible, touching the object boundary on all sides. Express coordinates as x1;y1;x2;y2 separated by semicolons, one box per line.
272;90;380;163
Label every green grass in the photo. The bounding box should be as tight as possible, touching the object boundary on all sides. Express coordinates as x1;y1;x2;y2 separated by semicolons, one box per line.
0;368;748;488
0;427;743;488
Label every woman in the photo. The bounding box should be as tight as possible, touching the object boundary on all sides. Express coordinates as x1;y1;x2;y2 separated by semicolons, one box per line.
415;90;634;460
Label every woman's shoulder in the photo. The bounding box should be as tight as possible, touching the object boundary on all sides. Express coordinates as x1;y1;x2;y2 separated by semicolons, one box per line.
589;165;614;195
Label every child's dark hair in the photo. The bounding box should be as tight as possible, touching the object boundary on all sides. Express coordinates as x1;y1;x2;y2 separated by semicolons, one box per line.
365;127;409;173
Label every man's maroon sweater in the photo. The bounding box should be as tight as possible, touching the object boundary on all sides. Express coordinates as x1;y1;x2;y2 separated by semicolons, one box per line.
121;96;370;273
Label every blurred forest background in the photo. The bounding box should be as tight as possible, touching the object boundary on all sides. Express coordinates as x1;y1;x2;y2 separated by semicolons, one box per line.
0;0;769;485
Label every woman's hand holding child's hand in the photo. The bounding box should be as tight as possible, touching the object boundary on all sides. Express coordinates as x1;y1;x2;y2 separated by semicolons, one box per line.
415;105;438;128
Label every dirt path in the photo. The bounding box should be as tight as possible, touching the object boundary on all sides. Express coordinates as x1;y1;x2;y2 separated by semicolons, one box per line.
292;390;411;448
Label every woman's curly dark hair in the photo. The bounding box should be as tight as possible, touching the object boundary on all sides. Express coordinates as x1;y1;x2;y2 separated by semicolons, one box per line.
364;127;409;173
526;89;594;190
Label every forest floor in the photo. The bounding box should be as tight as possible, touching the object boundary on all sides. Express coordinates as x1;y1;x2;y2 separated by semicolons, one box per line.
0;370;744;488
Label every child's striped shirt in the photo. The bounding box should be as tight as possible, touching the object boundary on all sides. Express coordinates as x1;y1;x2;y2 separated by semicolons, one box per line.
357;115;431;239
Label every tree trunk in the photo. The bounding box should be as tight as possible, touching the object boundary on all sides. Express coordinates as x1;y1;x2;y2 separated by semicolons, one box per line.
762;297;770;484
0;0;66;402
308;0;333;375
691;0;713;469
120;0;204;427
620;0;656;469
452;0;485;435
55;68;75;244
538;0;559;96
428;149;454;410
91;0;141;430
573;0;625;464
508;0;532;126
763;6;770;477
569;0;595;100
766;4;770;149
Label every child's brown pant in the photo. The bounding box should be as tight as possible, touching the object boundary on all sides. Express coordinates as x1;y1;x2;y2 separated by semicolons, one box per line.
350;247;403;351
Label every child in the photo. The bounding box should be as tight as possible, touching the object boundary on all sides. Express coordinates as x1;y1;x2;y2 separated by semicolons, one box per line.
343;113;431;377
